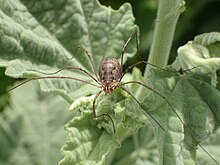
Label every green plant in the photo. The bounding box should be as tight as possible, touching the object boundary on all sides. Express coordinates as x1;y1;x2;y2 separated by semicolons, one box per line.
0;0;220;165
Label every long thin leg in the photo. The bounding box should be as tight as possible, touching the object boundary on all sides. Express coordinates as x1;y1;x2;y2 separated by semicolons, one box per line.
76;45;98;79
121;32;137;67
92;90;103;118
62;44;81;61
118;86;165;131
92;90;115;132
121;80;189;124
120;80;219;165
181;65;201;72
119;61;173;81
119;61;202;82
7;76;100;93
28;66;98;83
121;31;148;69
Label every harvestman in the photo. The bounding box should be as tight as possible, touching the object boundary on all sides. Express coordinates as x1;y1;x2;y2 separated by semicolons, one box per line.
7;33;219;165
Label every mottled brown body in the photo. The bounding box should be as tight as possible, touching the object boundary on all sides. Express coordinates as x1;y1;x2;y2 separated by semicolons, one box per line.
99;57;122;94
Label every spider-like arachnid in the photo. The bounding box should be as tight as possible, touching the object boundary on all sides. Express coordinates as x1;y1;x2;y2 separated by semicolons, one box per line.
8;32;165;132
7;33;219;165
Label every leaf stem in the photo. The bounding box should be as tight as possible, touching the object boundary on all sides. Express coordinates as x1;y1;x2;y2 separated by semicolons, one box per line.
136;0;185;99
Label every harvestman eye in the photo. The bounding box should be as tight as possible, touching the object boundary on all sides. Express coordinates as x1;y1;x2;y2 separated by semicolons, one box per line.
6;32;219;165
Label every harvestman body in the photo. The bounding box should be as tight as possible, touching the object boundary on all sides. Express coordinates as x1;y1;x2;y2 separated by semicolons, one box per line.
6;33;219;165
99;57;121;95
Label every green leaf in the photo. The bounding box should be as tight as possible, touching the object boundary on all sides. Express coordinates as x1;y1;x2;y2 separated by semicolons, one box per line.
141;68;220;165
59;111;119;165
194;32;220;49
112;126;159;165
0;0;138;102
60;88;148;165
197;128;220;165
194;32;220;58
172;32;220;87
0;81;72;165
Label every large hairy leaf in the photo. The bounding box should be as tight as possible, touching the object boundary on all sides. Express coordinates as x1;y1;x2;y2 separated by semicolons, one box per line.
59;88;147;165
142;68;220;164
0;81;72;165
0;0;138;102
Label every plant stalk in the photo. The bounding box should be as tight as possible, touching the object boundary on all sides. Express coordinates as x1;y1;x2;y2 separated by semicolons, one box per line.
136;0;185;100
135;1;185;164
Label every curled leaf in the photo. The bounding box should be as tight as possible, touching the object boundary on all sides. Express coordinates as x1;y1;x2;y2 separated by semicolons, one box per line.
172;32;220;86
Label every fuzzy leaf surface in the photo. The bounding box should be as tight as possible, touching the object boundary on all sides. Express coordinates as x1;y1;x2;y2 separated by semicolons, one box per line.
0;81;72;165
141;68;220;165
60;88;148;165
172;32;220;87
0;0;137;102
